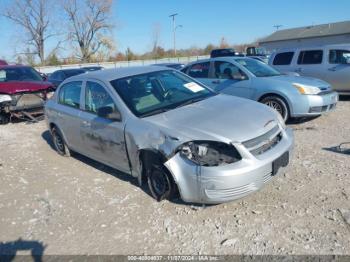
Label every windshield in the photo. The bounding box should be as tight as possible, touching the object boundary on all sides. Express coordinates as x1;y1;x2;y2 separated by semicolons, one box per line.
329;49;350;64
235;58;281;77
110;70;215;117
0;67;43;82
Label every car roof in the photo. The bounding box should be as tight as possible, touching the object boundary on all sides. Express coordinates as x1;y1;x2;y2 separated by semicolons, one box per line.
0;65;32;69
186;56;253;66
55;68;86;72
67;66;172;82
272;44;350;53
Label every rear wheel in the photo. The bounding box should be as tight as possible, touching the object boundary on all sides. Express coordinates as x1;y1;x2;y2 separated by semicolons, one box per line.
260;96;289;122
0;113;10;125
51;127;71;157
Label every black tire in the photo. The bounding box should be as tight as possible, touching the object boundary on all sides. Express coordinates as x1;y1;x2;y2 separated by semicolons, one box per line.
51;127;71;157
0;113;10;125
146;164;175;202
260;95;289;122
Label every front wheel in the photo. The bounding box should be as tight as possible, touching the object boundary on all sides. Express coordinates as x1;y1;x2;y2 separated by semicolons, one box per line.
147;165;175;202
0;113;10;125
261;96;289;122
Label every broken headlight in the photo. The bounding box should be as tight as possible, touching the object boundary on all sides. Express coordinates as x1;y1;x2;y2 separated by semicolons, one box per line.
177;141;242;167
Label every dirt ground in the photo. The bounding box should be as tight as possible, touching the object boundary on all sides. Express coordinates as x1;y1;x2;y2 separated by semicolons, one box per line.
0;99;349;256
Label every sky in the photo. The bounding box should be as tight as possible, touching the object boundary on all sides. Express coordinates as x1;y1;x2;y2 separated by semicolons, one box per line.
0;0;350;61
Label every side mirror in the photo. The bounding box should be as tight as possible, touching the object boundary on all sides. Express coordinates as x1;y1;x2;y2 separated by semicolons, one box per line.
97;106;121;121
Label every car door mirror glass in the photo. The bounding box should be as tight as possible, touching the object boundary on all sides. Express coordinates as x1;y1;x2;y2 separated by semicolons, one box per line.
97;106;121;121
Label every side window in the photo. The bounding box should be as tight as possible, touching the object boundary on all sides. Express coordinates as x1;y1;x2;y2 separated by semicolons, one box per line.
59;81;82;108
273;52;294;65
298;50;323;65
188;62;210;78
85;81;119;116
214;61;247;80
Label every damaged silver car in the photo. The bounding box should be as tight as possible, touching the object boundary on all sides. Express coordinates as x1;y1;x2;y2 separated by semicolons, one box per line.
45;67;294;204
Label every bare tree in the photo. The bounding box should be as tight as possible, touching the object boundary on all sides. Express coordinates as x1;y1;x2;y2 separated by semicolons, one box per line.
2;0;53;65
62;0;113;62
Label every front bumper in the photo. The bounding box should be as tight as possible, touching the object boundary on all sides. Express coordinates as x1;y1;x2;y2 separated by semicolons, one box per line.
164;127;294;204
292;91;338;117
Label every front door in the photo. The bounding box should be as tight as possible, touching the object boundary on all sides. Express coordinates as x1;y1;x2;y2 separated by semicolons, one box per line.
79;80;130;173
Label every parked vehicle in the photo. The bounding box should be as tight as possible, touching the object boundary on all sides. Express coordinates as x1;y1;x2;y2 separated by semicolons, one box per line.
45;66;293;204
269;45;350;95
181;57;338;121
210;48;242;58
48;68;86;88
0;65;54;124
0;60;8;65
151;63;185;70
81;66;104;71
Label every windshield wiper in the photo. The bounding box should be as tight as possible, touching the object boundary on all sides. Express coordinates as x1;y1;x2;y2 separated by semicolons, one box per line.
173;96;209;109
140;108;172;117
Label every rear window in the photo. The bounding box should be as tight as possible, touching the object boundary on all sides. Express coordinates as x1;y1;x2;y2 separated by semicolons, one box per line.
187;62;210;78
297;50;323;64
273;52;294;65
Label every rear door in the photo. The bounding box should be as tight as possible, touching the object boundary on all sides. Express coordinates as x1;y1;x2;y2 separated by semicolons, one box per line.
294;49;327;80
79;80;130;173
325;48;350;92
210;60;254;99
185;61;212;87
55;81;83;151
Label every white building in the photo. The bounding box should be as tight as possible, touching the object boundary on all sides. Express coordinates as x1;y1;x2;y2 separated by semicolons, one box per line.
259;20;350;52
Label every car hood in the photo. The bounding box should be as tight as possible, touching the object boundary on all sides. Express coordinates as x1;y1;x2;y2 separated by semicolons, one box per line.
144;94;280;144
0;81;53;94
270;75;331;89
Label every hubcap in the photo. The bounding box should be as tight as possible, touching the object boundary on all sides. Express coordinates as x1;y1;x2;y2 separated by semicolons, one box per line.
265;101;284;116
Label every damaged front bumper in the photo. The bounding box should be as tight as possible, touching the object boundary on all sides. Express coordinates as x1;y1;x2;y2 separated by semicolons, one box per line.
164;127;294;204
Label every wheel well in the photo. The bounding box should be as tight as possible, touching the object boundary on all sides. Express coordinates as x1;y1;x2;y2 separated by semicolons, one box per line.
139;149;179;196
258;93;291;113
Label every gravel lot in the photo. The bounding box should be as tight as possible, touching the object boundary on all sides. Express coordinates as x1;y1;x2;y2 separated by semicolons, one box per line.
0;99;349;256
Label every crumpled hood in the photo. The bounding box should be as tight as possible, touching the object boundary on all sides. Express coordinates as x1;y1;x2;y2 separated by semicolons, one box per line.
0;81;53;95
271;75;331;89
144;94;280;144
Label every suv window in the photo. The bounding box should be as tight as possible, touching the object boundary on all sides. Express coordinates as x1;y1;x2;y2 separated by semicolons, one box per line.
187;62;210;78
329;49;350;64
273;52;294;65
85;81;119;116
58;81;82;108
298;50;323;64
214;61;247;80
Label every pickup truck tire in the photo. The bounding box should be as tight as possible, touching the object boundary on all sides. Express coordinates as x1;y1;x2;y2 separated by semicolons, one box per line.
0;113;10;125
51;126;71;157
260;96;289;122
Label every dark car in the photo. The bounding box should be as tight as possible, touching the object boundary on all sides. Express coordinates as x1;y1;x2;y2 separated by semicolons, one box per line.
210;48;238;58
48;68;86;88
0;60;8;65
151;63;185;70
81;66;104;71
0;65;54;124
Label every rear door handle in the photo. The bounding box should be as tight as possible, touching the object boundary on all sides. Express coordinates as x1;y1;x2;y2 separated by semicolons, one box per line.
82;121;91;127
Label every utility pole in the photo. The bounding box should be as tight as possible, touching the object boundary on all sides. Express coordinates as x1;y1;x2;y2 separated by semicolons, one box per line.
273;25;283;31
169;13;178;57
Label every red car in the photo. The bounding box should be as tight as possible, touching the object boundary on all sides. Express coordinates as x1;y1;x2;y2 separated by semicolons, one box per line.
0;65;54;124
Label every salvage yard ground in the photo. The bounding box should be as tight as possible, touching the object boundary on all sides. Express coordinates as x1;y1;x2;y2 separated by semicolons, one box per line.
0;99;350;255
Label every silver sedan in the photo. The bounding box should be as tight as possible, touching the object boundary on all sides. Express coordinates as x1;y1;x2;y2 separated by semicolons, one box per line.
45;67;294;204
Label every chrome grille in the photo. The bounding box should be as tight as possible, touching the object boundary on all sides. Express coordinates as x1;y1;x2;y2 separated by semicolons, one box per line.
243;125;282;156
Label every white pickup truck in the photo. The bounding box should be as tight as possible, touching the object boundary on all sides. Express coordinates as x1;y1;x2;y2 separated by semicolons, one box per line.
269;44;350;95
